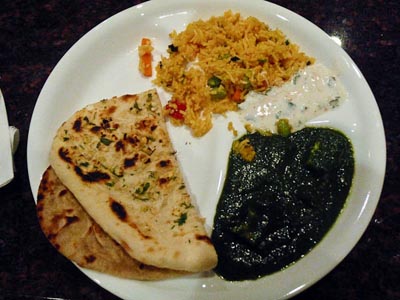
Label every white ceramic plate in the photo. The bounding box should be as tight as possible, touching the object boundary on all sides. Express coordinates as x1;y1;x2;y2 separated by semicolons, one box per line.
27;0;386;299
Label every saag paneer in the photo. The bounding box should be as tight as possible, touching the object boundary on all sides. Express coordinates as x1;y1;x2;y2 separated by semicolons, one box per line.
212;127;354;281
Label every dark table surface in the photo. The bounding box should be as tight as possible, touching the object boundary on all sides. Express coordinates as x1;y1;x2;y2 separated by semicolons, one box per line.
0;0;399;299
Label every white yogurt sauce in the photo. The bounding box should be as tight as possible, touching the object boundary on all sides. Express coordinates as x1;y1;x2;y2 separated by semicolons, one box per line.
238;63;348;133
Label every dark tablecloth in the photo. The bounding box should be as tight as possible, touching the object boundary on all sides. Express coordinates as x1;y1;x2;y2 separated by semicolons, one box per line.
0;1;398;299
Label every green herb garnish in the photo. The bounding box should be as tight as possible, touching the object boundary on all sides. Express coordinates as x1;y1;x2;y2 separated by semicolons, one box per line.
135;182;150;195
132;101;142;112
100;136;113;146
175;212;187;226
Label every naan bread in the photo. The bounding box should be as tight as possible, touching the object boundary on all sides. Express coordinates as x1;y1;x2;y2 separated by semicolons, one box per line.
37;166;186;280
49;89;217;272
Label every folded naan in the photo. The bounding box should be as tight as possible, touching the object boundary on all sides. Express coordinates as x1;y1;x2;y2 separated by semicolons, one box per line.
49;89;217;272
37;166;186;280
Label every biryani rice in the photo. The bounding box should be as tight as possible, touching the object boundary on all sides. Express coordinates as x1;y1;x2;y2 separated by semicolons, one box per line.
154;10;314;137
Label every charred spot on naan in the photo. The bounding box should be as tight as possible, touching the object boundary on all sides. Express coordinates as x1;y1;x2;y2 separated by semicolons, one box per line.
50;213;80;230
124;154;139;169
195;234;213;245
107;105;117;114
101;118;112;130
115;140;125;152
36;199;44;213
136;118;157;132
37;167;53;211
58;148;112;183
110;199;127;221
158;160;171;168
38;172;50;193
74;165;111;183
124;134;140;146
120;94;139;102
84;255;97;263
109;198;152;240
158;177;171;185
73;117;82;132
65;215;80;225
90;126;101;133
59;189;68;197
58;147;72;164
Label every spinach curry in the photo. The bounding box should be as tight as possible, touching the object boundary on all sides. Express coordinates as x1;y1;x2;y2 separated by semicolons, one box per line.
211;127;354;281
